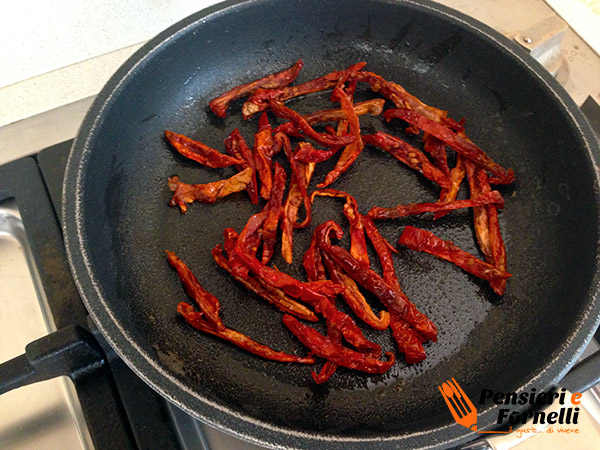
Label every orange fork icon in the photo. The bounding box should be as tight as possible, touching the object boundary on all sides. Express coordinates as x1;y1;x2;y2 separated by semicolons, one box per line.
438;378;511;434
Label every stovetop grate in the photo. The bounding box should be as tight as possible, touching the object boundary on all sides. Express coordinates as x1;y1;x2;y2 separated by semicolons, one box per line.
0;141;188;450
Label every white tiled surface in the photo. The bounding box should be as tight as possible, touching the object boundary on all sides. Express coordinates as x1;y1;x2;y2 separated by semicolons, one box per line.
0;0;224;128
0;44;142;128
0;1;220;89
545;0;600;55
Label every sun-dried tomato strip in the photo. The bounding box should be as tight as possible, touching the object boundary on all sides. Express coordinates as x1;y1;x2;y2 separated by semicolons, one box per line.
294;120;350;164
318;298;381;354
278;134;307;198
164;131;242;168
209;59;303;118
389;311;427;364
282;154;310;216
313;220;389;330
336;119;349;136
236;211;266;257
274;99;385;136
363;132;449;188
362;216;402;287
343;197;370;264
475;169;508;295
268;101;355;148
311;189;369;267
312;361;338;384
242;62;367;118
166;250;224;331
253;112;275;199
319;300;379;367
435;155;467;219
294;143;340;164
488;204;507;295
466;160;492;259
350;71;424;111
224;131;244;162
317;86;365;188
224;129;259;204
398;226;512;282
367;190;504;220
320;241;437;342
280;139;315;263
423;134;450;177
303;223;380;382
302;227;342;384
212;245;318;322
233;250;343;305
178;303;314;363
222;228;239;256
302;222;335;283
261;162;287;264
360;215;400;287
322;252;390;330
350;71;460;129
358;216;427;362
344;78;358;97
245;221;378;355
283;315;395;374
227;211;267;278
323;125;337;135
168;167;253;213
384;109;515;184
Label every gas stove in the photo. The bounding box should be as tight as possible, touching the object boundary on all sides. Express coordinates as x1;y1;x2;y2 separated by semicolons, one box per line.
0;141;265;449
1;1;599;449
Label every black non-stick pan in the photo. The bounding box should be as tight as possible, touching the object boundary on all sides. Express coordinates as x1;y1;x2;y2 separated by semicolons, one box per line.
41;0;600;448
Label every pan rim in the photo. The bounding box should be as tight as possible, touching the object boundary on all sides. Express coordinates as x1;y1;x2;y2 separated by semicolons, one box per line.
62;0;600;448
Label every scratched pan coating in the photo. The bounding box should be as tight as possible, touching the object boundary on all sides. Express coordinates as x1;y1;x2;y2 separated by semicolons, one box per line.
63;0;600;448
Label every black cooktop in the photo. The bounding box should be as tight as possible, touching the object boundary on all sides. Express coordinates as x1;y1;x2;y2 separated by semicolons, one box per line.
0;141;185;450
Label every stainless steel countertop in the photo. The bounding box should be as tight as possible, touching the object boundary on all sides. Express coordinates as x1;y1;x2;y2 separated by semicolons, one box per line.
0;201;93;450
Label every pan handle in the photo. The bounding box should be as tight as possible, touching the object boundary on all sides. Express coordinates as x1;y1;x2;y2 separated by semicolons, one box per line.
0;324;136;449
0;325;104;394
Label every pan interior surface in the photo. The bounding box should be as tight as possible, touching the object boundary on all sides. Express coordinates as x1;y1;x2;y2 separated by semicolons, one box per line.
64;0;600;447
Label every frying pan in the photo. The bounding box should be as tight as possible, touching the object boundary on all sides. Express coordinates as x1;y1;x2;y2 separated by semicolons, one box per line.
55;0;600;448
